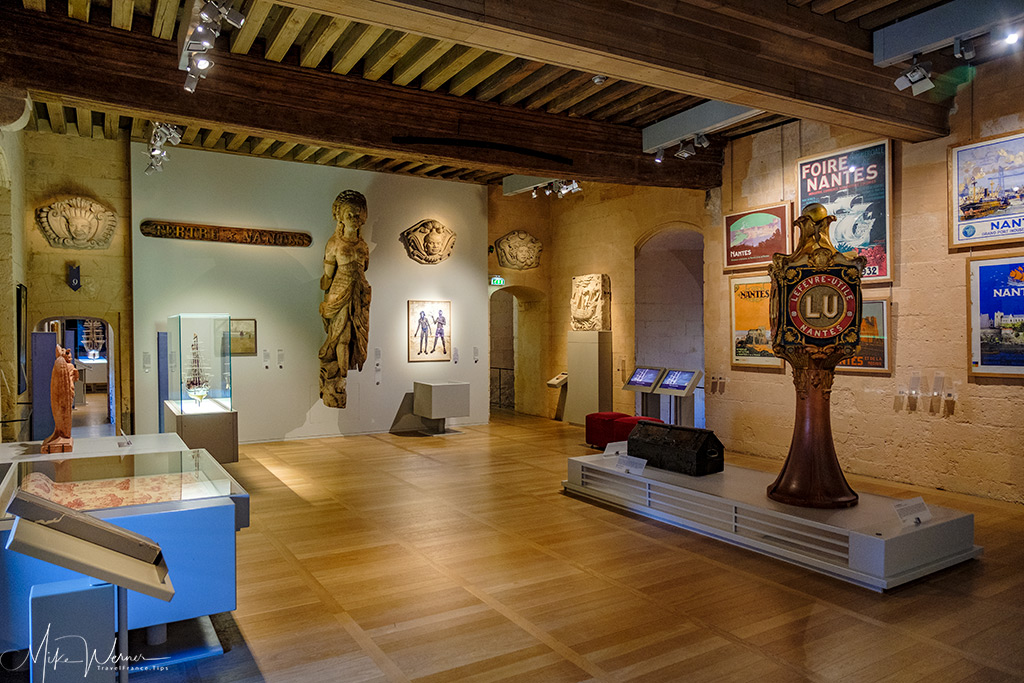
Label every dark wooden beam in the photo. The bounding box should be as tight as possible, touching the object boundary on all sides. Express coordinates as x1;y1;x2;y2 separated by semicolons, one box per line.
0;6;721;189
290;0;950;141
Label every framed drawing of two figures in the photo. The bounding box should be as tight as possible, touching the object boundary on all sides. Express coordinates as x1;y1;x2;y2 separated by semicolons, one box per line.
408;300;451;362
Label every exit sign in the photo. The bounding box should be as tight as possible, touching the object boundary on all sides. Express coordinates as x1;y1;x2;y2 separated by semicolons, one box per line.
490;275;506;286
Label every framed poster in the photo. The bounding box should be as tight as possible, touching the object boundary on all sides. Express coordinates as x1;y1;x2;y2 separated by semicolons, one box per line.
967;253;1024;377
797;139;891;282
949;130;1024;248
229;318;257;356
837;298;891;374
409;300;451;362
730;274;783;369
723;203;791;271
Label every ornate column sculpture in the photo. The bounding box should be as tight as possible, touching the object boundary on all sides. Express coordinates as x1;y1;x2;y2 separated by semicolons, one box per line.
767;203;865;508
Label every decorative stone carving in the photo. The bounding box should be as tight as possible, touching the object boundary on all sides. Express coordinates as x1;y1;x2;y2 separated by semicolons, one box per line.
494;230;542;270
140;220;312;247
400;219;456;264
41;345;77;454
570;273;611;331
35;196;117;249
319;190;372;409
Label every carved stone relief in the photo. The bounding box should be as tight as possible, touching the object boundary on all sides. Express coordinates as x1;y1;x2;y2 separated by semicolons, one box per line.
35;196;117;249
400;219;456;264
494;230;542;270
570;273;611;331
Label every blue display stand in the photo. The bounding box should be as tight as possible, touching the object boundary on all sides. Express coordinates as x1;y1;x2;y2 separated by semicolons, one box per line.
30;579;116;683
30;332;57;441
157;332;168;433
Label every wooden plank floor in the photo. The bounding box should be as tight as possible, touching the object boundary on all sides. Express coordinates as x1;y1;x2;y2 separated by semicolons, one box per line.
134;412;1024;682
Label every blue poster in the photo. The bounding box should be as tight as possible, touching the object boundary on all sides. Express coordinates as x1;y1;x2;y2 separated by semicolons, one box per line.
973;259;1024;372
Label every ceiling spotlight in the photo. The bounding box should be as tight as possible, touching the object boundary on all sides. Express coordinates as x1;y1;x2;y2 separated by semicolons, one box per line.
654;148;664;163
592;75;608;85
531;188;538;198
544;184;553;196
694;133;709;148
894;58;934;96
954;37;975;60
199;0;220;21
144;161;163;176
184;71;200;92
1006;30;1021;45
674;140;696;159
191;53;214;71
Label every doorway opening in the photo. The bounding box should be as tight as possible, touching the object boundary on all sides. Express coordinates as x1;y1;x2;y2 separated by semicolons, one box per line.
634;228;706;427
489;289;516;410
37;316;116;438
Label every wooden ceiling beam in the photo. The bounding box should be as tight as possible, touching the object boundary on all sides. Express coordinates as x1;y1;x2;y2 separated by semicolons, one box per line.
150;0;178;40
566;81;644;118
500;65;568;106
391;37;455;86
130;116;148;140
111;0;133;30
474;59;545;102
448;52;515;96
362;30;421;81
300;16;350;68
314;148;344;164
68;0;89;22
294;144;321;160
230;0;273;54
546;77;617;115
835;0;899;22
23;0;45;9
251;137;276;155
0;6;722;188
292;0;950;141
522;71;591;110
203;128;225;148
45;101;66;134
420;45;485;91
76;106;92;136
331;23;386;75
102;111;119;139
225;132;248;150
264;7;314;62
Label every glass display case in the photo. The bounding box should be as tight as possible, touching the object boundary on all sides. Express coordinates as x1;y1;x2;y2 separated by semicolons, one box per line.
0;449;247;521
168;313;231;413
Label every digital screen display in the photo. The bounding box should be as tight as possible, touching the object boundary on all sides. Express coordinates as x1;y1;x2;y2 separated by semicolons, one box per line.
659;370;696;392
626;367;661;387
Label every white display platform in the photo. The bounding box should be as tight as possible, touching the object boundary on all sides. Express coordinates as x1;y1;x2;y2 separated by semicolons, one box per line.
566;330;612;425
0;432;187;465
413;381;470;434
564;454;981;591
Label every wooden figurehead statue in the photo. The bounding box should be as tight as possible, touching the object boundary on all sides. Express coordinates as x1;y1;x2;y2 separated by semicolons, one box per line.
766;203;865;508
41;344;78;453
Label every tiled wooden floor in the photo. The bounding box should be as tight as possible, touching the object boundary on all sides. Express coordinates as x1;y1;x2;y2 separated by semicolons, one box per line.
138;412;1024;682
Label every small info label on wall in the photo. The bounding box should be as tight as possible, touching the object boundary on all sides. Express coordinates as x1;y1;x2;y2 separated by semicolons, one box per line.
893;497;932;527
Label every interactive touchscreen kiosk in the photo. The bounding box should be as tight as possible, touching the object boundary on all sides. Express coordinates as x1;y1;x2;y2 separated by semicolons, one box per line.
623;367;666;420
546;372;569;421
622;367;665;393
652;368;704;427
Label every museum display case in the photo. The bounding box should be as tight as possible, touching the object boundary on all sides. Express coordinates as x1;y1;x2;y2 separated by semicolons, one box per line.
0;447;249;653
167;313;232;413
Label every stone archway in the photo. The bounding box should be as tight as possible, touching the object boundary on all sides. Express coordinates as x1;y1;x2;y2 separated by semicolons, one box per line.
488;284;548;416
634;223;706;427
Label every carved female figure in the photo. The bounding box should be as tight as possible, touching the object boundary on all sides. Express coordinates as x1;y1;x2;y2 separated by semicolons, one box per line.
318;190;371;408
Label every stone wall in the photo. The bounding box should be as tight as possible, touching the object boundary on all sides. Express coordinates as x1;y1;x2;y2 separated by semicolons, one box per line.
21;130;134;433
0;129;27;440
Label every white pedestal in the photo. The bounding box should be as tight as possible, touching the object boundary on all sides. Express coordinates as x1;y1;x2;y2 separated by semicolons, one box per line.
566;330;612;425
413;381;470;434
163;400;238;464
564;454;981;591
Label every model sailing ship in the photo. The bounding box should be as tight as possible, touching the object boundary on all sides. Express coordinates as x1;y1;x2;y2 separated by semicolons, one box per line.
185;333;211;405
82;319;106;359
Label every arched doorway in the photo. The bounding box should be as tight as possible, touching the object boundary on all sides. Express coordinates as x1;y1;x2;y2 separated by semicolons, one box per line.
634;227;706;427
37;315;116;437
488;285;548;416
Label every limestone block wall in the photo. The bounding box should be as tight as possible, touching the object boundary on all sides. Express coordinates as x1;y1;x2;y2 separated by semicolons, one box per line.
0;129;27;440
21;131;133;433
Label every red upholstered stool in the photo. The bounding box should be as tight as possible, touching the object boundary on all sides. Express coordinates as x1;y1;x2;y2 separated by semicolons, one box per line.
611;416;664;444
585;411;629;449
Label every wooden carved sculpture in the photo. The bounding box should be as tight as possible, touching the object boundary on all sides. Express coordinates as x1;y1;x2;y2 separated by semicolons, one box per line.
41;344;78;454
767;203;865;508
319;190;371;409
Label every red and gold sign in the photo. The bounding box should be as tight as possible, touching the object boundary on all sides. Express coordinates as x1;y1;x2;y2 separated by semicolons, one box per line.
784;271;859;343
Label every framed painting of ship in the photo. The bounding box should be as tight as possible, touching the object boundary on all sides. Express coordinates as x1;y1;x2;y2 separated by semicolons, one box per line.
950;130;1024;248
797;139;891;282
723;203;791;271
729;274;783;369
967;252;1024;378
229;318;257;356
837;298;891;374
408;300;451;362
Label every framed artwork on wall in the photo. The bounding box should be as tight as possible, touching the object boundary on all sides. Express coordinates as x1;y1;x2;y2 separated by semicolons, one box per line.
408;300;451;362
729;274;783;369
967;253;1024;378
949;130;1024;248
229;319;257;356
837;298;891;374
797;139;891;282
723;203;792;271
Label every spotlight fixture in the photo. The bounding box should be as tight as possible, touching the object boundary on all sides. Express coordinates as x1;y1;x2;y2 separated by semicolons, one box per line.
179;0;246;93
200;0;245;28
894;57;934;96
694;133;709;148
674;140;696;159
529;179;582;199
544;185;553;196
145;122;183;176
531;188;538;198
592;75;608;85
1006;29;1021;45
954;37;975;61
654;148;665;163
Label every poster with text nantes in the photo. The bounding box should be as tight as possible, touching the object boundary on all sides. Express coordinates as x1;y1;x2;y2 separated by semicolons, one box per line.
797;139;891;282
969;255;1024;378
